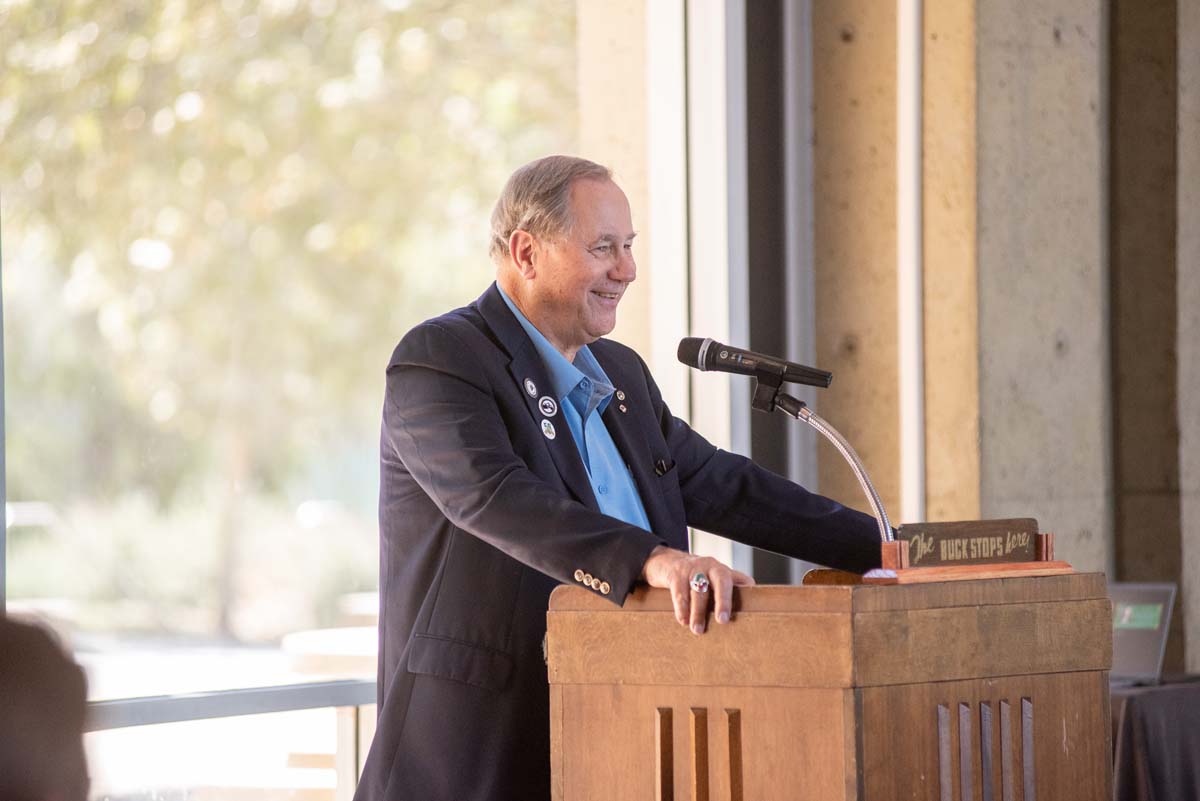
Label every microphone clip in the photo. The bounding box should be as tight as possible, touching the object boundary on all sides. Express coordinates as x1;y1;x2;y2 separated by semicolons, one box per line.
749;362;788;414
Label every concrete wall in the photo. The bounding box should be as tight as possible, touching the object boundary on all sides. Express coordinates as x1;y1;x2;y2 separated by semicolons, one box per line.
976;0;1112;572
1179;0;1200;671
576;1;1200;618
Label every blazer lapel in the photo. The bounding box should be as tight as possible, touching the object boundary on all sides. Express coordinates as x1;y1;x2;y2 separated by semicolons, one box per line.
475;284;599;512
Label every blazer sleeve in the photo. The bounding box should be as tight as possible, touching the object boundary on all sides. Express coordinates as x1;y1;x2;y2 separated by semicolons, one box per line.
383;321;664;604
638;358;883;574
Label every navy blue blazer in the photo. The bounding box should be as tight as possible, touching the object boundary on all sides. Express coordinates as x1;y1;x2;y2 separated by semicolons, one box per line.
354;283;881;801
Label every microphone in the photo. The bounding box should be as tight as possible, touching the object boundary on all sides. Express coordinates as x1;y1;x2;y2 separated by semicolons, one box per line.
677;337;832;388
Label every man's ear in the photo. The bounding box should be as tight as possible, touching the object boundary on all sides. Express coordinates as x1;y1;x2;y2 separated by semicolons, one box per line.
508;229;538;278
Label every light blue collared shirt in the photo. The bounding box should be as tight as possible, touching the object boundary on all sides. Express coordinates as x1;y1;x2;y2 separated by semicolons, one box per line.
499;286;652;532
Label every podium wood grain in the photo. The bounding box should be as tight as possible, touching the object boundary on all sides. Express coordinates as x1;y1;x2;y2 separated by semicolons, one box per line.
547;574;1112;800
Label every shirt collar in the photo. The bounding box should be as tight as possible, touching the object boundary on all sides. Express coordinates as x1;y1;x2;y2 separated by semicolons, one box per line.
497;285;615;409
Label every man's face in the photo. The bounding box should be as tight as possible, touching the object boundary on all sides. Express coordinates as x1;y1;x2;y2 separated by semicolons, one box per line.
523;178;637;359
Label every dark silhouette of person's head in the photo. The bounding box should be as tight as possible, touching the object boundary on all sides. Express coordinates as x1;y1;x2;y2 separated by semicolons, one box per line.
0;615;89;801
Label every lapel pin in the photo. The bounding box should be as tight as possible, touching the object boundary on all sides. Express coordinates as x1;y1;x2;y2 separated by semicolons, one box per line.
541;419;557;440
524;378;537;397
538;396;558;417
616;390;626;401
619;404;627;414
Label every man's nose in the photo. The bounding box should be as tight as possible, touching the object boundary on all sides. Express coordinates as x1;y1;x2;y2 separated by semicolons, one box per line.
611;250;636;282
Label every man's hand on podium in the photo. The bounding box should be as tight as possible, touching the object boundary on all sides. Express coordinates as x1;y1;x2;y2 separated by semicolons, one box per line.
641;546;755;635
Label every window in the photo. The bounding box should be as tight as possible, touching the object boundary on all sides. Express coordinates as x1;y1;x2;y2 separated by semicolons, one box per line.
2;0;577;704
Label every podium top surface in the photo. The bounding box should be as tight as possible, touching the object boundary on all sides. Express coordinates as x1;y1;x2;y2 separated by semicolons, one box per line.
547;573;1112;688
549;572;1107;615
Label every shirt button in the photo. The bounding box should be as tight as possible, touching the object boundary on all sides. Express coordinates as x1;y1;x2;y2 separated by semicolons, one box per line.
580;378;590;389
598;484;608;495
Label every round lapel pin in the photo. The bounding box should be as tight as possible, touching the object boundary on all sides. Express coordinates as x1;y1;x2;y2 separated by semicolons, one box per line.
616;390;626;401
541;419;557;440
524;378;537;397
538;396;558;417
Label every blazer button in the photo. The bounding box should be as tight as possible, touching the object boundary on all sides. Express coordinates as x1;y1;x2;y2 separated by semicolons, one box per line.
583;573;593;585
654;459;668;476
599;581;611;595
574;569;585;583
590;577;602;591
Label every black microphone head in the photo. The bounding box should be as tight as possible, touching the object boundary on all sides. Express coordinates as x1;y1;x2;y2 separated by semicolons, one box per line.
677;337;706;369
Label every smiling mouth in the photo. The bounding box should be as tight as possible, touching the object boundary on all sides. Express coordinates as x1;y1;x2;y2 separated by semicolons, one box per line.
592;290;621;301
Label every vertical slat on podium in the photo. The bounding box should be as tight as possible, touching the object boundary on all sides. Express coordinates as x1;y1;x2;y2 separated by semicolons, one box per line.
691;708;709;801
726;708;744;801
656;707;674;801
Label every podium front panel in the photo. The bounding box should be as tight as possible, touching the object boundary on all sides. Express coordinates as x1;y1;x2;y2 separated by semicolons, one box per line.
547;576;1112;800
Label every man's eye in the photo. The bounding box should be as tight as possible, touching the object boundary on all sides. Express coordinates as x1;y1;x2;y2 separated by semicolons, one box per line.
591;244;612;255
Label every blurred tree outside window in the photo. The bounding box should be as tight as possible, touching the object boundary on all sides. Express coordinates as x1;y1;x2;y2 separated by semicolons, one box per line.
1;0;578;699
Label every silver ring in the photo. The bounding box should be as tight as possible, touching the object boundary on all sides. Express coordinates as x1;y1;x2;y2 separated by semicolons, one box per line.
689;572;710;594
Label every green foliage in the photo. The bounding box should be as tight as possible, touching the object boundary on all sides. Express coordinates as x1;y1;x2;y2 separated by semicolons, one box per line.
1;0;577;639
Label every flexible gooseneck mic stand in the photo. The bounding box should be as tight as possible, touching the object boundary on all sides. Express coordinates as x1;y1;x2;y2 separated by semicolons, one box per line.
749;364;894;545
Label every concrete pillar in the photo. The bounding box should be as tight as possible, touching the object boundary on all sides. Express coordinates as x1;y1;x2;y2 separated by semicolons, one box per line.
811;0;901;518
976;0;1112;572
923;0;981;522
1179;0;1200;671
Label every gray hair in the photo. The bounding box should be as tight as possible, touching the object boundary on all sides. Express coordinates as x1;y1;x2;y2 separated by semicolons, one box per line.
489;155;612;261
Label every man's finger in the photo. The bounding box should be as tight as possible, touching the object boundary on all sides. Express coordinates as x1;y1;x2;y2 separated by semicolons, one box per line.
670;580;690;627
711;568;734;625
731;569;756;586
689;577;709;634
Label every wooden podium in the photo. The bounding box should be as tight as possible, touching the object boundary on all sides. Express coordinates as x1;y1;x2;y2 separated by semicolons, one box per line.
546;573;1112;800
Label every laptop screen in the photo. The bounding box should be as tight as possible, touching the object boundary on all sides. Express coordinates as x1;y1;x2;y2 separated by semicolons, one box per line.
1109;582;1176;684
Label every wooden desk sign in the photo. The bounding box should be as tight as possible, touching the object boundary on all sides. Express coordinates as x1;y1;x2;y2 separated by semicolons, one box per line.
803;520;1072;586
897;518;1039;567
860;520;1071;585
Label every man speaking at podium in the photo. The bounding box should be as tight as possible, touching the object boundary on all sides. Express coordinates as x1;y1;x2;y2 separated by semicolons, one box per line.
355;156;881;801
